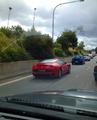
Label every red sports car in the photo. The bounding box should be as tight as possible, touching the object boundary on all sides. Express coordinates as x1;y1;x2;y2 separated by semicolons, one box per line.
32;58;71;78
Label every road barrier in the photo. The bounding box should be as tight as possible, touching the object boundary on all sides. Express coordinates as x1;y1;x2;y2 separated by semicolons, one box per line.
0;61;34;80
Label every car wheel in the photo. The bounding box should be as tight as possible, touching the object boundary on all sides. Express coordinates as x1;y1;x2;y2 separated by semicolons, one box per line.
34;75;38;78
82;61;85;65
57;69;62;78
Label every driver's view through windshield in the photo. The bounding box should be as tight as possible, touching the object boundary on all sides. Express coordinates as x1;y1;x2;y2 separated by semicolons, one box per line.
0;0;97;120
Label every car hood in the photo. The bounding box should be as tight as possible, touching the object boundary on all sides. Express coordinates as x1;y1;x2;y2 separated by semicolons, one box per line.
1;89;97;104
33;89;97;99
1;89;97;116
2;89;97;100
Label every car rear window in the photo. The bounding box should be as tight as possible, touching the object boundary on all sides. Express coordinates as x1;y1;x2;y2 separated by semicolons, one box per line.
42;59;57;63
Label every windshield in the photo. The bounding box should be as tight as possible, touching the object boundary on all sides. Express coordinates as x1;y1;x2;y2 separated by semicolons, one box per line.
0;0;97;119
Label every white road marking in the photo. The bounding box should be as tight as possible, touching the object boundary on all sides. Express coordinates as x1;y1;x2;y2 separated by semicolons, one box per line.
0;75;32;87
86;66;91;70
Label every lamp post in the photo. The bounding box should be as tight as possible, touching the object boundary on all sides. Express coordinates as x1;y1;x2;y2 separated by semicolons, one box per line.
7;7;12;27
33;8;37;29
52;0;84;42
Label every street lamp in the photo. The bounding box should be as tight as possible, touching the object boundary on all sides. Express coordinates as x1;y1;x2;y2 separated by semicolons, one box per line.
32;8;37;29
7;7;12;27
52;0;84;42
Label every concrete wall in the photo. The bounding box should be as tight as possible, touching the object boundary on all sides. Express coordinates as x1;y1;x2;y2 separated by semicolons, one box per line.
0;61;33;80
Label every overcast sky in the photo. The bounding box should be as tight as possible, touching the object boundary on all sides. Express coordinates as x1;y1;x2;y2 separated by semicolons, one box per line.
0;0;97;50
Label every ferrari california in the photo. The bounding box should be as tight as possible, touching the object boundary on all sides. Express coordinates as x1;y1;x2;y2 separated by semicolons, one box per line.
32;58;71;78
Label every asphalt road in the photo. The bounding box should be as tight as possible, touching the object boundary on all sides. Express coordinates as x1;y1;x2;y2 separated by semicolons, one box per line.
0;56;97;97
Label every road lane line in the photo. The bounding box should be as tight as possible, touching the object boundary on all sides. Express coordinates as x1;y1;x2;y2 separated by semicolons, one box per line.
86;66;91;70
0;75;32;87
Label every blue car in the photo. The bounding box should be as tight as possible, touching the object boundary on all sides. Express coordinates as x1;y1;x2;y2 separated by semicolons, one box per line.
72;55;85;65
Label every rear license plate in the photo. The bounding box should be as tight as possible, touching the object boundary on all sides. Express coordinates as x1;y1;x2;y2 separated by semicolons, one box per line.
38;70;46;72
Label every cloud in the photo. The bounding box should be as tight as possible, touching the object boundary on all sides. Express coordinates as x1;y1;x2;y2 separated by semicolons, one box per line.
54;0;97;38
78;36;97;50
0;0;97;49
0;0;33;26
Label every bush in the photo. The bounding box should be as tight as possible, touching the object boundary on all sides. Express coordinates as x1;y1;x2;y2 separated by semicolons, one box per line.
0;47;31;62
23;35;54;60
54;43;62;49
53;48;64;57
0;32;31;62
0;27;13;38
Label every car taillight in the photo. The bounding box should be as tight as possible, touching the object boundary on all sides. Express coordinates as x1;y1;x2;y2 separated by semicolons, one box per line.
32;64;37;69
45;65;53;68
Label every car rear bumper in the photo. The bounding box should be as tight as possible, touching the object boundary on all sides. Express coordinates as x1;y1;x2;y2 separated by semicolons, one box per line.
72;61;84;64
32;69;54;76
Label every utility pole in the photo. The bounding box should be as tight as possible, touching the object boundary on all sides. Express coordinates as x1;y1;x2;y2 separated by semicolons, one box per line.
7;7;12;27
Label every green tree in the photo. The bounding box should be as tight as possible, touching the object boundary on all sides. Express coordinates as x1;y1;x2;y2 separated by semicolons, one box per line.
41;34;53;48
23;35;54;60
0;27;13;38
53;48;64;57
54;43;62;49
57;30;78;55
0;32;30;62
11;25;24;38
53;43;64;57
0;26;25;39
76;41;85;55
78;41;85;50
